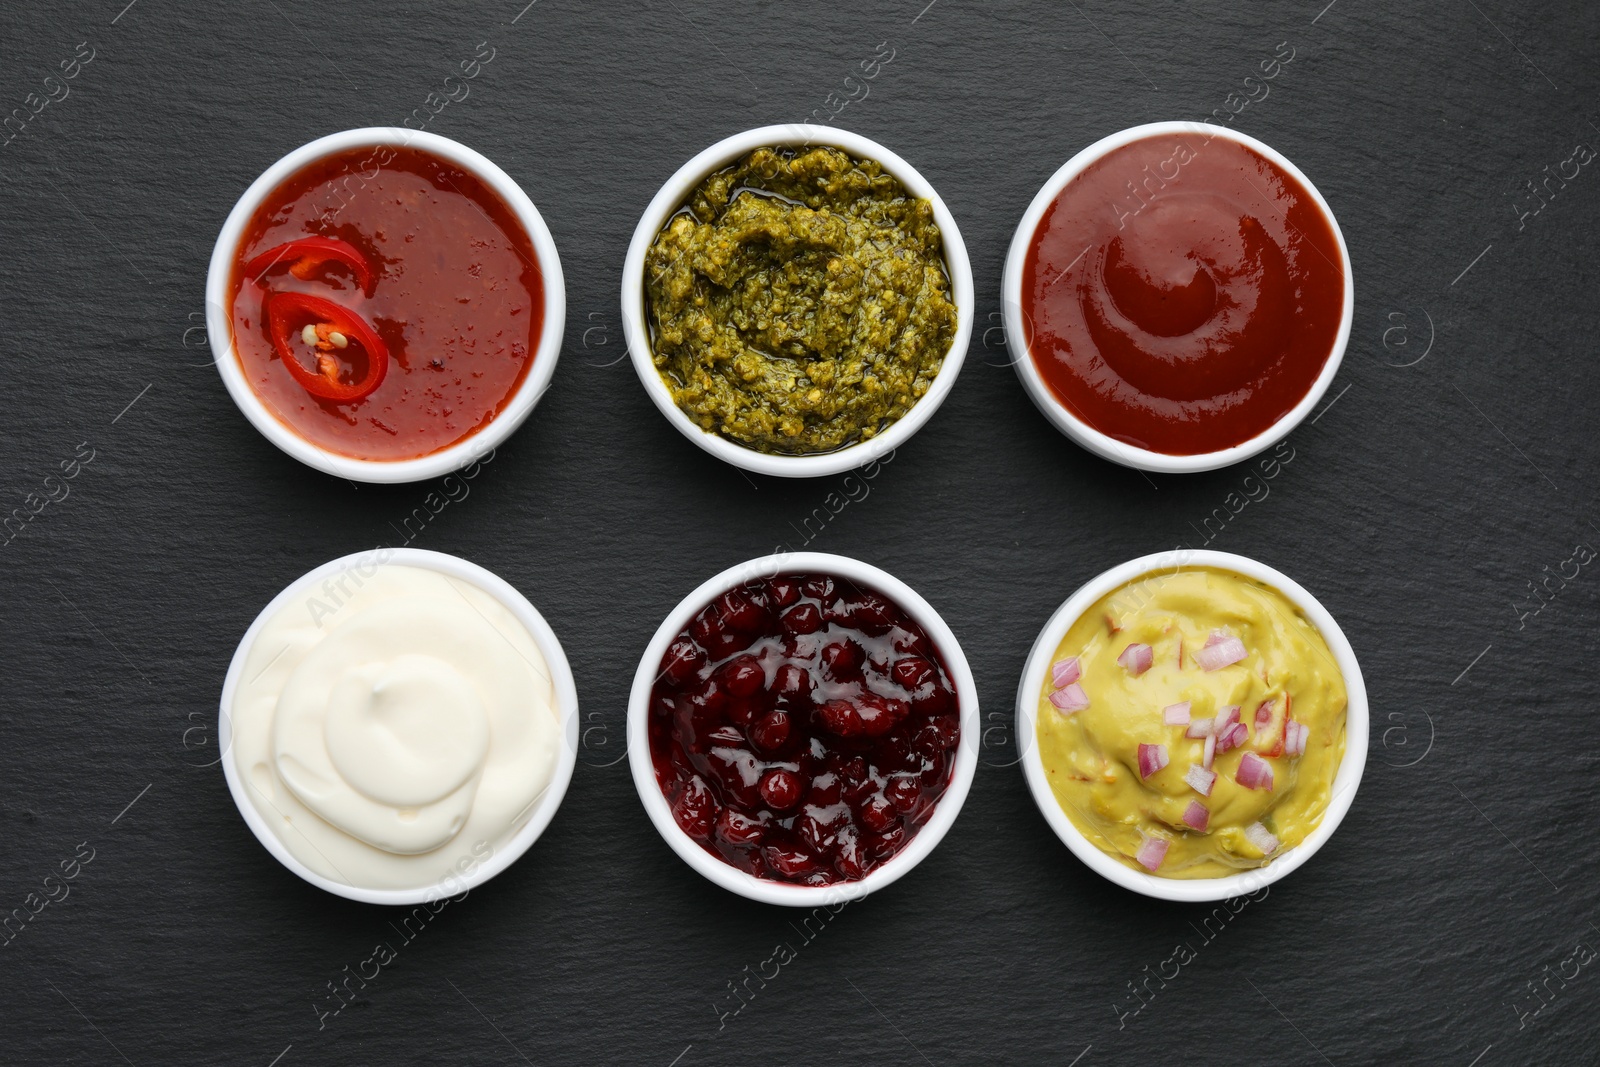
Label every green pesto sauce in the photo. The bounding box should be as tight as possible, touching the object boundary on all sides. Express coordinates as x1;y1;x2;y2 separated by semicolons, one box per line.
645;146;959;455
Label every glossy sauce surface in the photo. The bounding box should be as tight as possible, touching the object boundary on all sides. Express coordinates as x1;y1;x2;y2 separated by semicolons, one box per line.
229;145;542;461
230;563;560;891
648;573;960;886
1036;568;1347;878
1022;134;1344;454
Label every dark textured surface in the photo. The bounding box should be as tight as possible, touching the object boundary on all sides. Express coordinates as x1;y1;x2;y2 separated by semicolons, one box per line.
2;1;1597;1064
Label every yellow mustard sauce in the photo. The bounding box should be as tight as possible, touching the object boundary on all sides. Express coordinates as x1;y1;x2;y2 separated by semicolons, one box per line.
1037;567;1347;878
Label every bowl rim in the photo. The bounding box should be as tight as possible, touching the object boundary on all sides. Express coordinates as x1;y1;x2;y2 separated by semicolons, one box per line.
620;123;976;479
205;127;567;485
1013;549;1368;902
626;551;981;906
1000;120;1354;474
217;547;581;906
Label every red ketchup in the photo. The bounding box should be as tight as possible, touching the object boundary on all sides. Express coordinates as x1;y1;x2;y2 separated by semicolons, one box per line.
1021;134;1344;455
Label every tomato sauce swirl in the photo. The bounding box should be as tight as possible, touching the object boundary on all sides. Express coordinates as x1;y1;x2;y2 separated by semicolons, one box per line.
1021;134;1344;455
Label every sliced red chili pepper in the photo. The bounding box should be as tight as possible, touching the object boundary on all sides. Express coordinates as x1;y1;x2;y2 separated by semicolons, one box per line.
266;292;389;403
246;236;375;294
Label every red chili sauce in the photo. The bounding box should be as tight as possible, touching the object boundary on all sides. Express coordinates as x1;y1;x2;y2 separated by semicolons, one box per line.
229;145;543;461
1021;134;1344;455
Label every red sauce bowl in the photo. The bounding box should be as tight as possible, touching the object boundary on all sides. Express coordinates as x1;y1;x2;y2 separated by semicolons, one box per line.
1002;123;1353;473
628;553;980;906
206;129;566;483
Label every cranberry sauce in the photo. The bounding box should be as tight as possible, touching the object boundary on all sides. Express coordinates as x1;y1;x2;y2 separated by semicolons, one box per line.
648;572;961;886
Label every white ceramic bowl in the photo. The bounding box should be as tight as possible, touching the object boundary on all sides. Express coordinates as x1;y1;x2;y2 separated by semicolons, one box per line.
621;124;975;479
206;128;567;484
1014;549;1368;902
218;548;580;905
1001;121;1354;474
628;552;980;906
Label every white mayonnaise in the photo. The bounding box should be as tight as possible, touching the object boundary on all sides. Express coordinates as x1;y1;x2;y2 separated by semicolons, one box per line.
231;562;558;890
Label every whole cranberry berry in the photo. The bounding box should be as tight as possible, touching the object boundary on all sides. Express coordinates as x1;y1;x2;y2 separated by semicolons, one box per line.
661;637;706;688
855;693;910;737
716;808;766;847
732;698;771;729
865;823;907;860
748;711;792;755
759;768;803;811
912;678;955;716
911;722;945;758
762;842;822;879
768;578;802;608
780;602;823;636
886;776;920;813
796;811;841;857
857;794;896;833
833;824;866;880
820;639;865;680
717;590;768;634
847;592;898;635
691;608;745;659
817;699;866;738
685;682;727;733
672;775;719;841
806;770;844;807
718;654;765;698
890;656;936;695
772;663;813;706
801;575;835;600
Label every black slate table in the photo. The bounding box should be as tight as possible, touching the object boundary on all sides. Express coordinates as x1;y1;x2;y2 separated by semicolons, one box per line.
2;1;1597;1064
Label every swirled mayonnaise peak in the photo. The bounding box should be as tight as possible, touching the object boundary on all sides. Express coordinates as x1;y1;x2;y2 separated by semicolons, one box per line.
231;561;559;890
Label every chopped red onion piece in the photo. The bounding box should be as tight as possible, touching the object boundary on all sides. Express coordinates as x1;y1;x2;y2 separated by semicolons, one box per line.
1135;836;1169;871
1185;764;1216;796
1194;637;1247;671
1051;657;1081;688
1185;716;1214;739
1255;699;1275;730
1288;721;1309;756
1117;643;1154;676
1182;801;1210;832
1049;683;1089;714
1203;732;1217;769
1205;629;1229;647
1216;705;1241;731
1245;822;1280;854
1137;742;1169;779
1236;751;1274;790
1215;721;1249;754
1163;701;1192;726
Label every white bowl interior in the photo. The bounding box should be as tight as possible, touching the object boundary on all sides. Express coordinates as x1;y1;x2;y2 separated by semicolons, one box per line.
627;551;981;906
218;548;580;905
621;124;975;479
1013;549;1368;902
205;127;566;484
1000;121;1354;474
